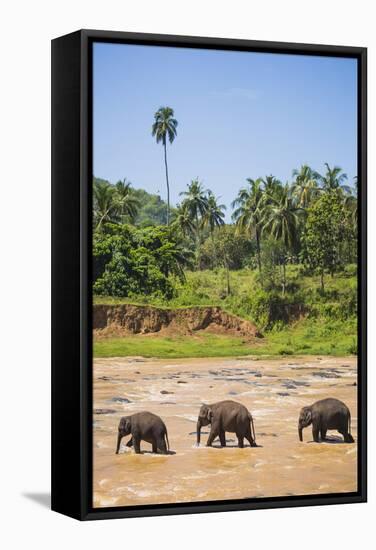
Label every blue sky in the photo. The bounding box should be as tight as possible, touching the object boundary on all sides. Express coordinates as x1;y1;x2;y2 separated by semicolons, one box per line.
93;43;357;219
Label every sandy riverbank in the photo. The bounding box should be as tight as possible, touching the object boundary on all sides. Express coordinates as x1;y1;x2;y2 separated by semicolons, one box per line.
93;355;357;508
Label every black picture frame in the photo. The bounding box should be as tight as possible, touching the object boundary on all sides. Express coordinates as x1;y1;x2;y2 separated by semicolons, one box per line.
51;29;367;521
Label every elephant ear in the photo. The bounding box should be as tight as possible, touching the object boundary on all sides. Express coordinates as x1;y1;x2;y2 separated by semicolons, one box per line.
120;417;131;432
206;408;213;422
304;408;312;423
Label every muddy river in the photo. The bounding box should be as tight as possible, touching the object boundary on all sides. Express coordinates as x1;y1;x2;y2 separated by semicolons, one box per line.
93;356;357;508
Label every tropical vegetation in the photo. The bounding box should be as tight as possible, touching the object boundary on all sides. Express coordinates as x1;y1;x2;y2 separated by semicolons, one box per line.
93;106;358;357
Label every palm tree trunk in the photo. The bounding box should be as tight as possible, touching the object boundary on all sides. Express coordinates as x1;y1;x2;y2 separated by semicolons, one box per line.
256;228;262;272
225;260;231;296
163;141;170;225
196;213;201;270
320;269;325;293
282;261;286;296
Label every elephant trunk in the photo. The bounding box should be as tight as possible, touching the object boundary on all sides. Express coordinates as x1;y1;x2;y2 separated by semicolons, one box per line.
298;426;303;442
116;433;122;454
196;420;202;445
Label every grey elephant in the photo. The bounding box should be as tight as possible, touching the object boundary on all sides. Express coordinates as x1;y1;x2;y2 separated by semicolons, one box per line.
196;400;257;448
298;398;354;443
115;411;170;454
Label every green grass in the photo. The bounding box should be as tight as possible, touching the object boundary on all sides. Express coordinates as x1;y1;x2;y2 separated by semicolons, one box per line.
94;318;357;359
94;265;357;317
94;333;257;359
93;266;357;359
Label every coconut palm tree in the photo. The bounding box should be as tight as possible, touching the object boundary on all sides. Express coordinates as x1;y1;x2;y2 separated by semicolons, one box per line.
173;204;196;238
179;179;209;268
115;179;140;223
232;178;264;272
261;175;283;202
152;106;178;225
203;191;226;237
291;165;320;208
261;184;301;294
93;180;120;230
180;179;209;220
316;163;351;195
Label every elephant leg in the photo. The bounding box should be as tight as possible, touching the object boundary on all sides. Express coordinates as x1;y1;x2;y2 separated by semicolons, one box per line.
312;423;320;443
152;441;158;454
339;429;354;443
237;435;244;448
206;423;220;447
245;432;256;447
133;436;141;454
126;437;133;447
219;430;226;447
157;437;168;454
320;427;327;441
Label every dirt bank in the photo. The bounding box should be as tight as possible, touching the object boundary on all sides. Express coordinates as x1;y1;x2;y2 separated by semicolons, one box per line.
93;304;262;338
93;356;357;507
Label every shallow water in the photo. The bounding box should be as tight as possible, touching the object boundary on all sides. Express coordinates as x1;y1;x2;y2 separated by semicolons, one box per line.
93;356;357;507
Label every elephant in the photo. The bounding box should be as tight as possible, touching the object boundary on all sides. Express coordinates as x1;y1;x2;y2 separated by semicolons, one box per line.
298;398;354;443
196;400;257;448
115;411;170;454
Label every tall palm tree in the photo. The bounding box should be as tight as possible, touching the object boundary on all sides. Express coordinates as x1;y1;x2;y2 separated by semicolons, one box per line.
232;178;264;272
179;179;209;268
261;175;283;202
173;204;196;238
93;180;119;230
152;106;178;225
316;163;351;195
203;191;226;237
291;165;320;208
180;179;209;222
115;179;140;223
261;184;301;294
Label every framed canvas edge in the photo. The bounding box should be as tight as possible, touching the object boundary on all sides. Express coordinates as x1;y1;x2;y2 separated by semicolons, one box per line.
52;29;367;521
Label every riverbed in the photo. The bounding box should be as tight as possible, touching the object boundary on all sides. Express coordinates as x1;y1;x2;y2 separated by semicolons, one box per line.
93;356;357;508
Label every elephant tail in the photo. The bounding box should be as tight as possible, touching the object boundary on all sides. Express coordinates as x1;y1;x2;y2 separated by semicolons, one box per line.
348;411;352;435
165;430;170;452
249;414;256;444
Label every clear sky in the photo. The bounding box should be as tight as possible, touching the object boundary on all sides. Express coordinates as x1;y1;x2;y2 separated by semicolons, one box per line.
93;42;357;218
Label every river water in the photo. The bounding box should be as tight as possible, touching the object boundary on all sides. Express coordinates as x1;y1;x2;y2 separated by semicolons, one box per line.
93;356;357;508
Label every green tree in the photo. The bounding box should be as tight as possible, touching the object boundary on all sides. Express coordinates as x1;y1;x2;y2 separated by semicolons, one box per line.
173;205;196;238
203;191;226;237
232;178;264;272
200;225;254;271
344;176;358;231
180;179;209;267
93;224;192;298
152;106;178;225
93;178;140;230
115;179;140;223
261;184;301;295
261;175;283;201
301;191;349;291
315;163;351;195
93;179;120;229
291;164;320;208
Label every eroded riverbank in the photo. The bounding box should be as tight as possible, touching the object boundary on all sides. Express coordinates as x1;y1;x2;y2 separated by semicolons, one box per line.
93;356;357;507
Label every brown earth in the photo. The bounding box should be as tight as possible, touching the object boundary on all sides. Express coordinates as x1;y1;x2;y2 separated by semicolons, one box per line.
93;304;262;339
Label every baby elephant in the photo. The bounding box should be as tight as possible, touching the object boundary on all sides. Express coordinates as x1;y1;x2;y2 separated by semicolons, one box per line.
298;397;354;443
115;411;170;454
196;400;257;448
